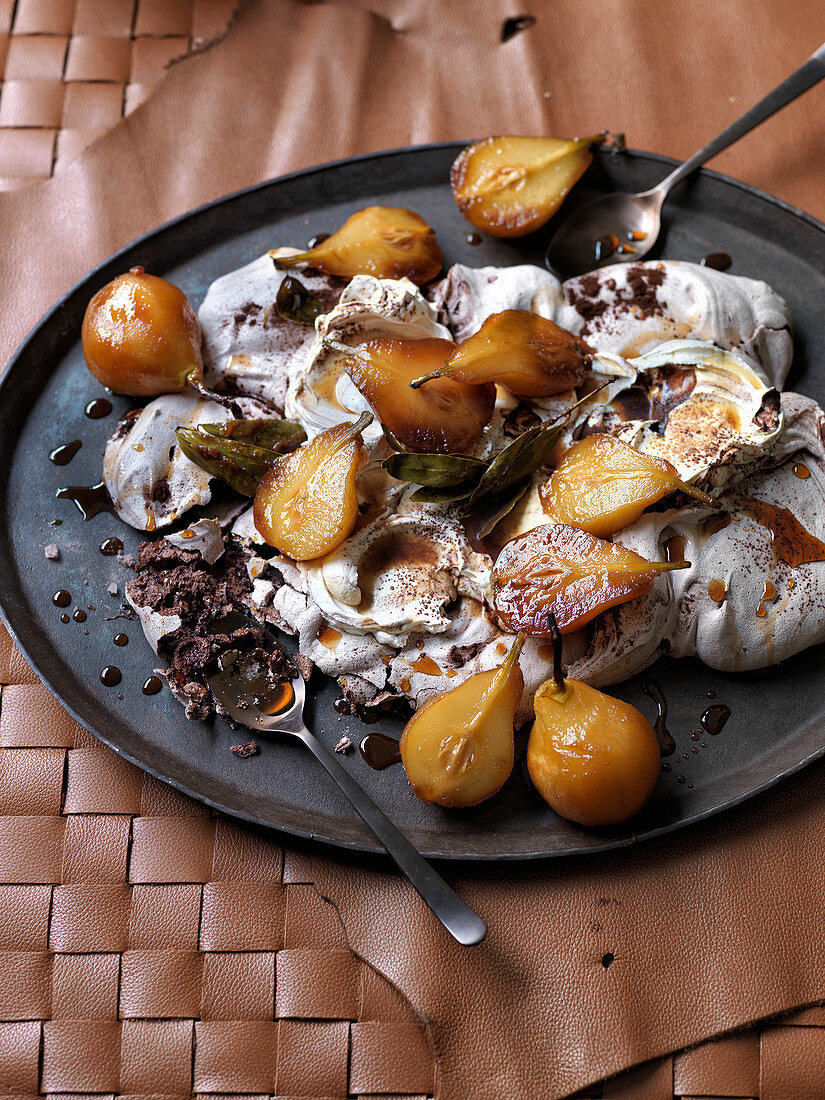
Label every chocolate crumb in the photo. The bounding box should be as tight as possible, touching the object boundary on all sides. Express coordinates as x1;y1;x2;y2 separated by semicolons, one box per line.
230;741;259;758
44;543;60;560
295;653;314;681
183;681;207;697
334;736;353;754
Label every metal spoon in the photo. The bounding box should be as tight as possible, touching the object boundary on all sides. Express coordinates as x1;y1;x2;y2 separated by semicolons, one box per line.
208;648;487;946
546;42;825;277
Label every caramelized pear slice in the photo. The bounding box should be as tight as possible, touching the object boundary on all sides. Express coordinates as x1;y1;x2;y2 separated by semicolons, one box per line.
411;310;590;398
82;267;239;412
253;413;371;560
527;616;659;826
539;433;718;537
493;522;689;635
450;135;604;238
327;337;495;454
400;635;524;807
272;206;442;285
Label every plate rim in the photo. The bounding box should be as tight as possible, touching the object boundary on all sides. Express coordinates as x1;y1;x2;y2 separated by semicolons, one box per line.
3;141;825;862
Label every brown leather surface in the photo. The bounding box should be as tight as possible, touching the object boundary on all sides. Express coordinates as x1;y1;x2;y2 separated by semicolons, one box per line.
3;0;825;1096
0;0;236;188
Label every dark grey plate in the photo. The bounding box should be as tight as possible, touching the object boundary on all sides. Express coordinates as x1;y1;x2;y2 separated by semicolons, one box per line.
2;143;825;860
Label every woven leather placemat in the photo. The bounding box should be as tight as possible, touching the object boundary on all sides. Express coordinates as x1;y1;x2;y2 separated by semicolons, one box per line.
0;0;236;190
2;621;825;1097
2;3;825;1095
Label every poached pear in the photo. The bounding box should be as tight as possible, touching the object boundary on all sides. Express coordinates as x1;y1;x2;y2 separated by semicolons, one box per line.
410;310;591;398
273;206;443;285
400;634;524;807
527;615;660;826
253;412;371;560
540;433;717;537
450;135;604;237
327;336;495;454
82;268;204;397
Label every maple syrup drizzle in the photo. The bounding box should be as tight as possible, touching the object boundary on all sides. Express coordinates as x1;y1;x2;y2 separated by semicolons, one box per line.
84;398;113;419
411;655;441;675
641;680;676;756
701;704;731;736
793;461;811;479
701;252;732;271
742;498;825;568
56;482;114;520
707;578;726;603
359;732;402;770
99;537;123;556
663;535;686;563
700;513;731;540
316;625;342;651
49;440;82;466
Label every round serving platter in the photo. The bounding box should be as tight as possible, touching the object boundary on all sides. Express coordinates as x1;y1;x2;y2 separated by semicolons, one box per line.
2;143;825;861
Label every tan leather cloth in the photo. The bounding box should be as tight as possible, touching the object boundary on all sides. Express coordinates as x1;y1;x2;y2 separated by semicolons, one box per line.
2;1;825;1096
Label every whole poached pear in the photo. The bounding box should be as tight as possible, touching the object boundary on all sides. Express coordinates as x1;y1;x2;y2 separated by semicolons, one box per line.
82;267;205;397
527;615;660;826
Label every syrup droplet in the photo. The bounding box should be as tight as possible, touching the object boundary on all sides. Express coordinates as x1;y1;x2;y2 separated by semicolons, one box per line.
72;609;87;623
701;703;731;736
641;680;676;756
359;732;402;770
333;697;350;715
179;529;195;539
142;676;162;695
56;482;113;520
742;498;825;567
793;461;811;479
100;665;122;686
316;625;342;651
60;614;70;623
49;440;82;466
662;762;671;772
85;398;113;419
701;252;732;271
99;537;123;556
707;578;726;603
466;232;481;245
677;774;686;784
664;535;686;563
53;590;71;607
399;677;411;692
763;579;776;602
594;234;619;263
627;229;647;241
412;655;441;675
113;633;128;646
306;233;330;249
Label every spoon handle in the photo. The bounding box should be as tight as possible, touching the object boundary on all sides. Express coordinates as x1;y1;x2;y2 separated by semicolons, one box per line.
657;42;825;196
298;726;487;946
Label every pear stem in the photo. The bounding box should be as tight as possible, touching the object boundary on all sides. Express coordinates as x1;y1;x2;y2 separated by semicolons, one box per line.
410;365;450;389
673;479;720;508
547;612;566;694
650;560;691;573
545;377;619;427
337;410;374;446
496;632;524;684
189;376;243;419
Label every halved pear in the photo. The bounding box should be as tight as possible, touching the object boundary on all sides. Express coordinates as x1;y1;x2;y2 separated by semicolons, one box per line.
331;336;495;454
253;413;371;560
410;310;591;398
539;433;718;537
272;206;443;285
400;636;524;807
450;135;604;237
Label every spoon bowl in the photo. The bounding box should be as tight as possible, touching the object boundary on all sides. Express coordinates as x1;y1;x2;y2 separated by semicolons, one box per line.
546;189;663;277
545;40;825;278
